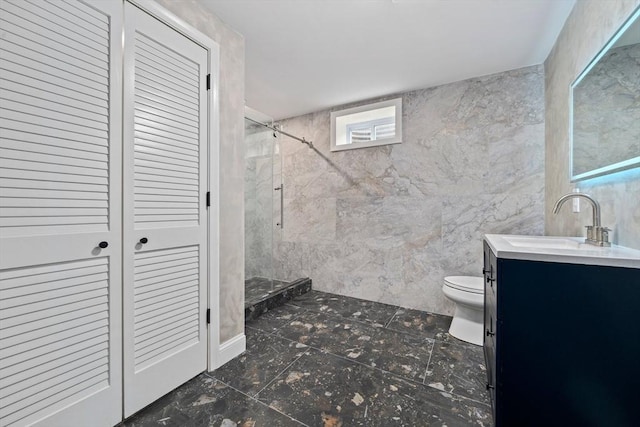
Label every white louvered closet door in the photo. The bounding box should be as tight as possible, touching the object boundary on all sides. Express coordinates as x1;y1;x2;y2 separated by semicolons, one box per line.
123;2;209;416
0;0;122;426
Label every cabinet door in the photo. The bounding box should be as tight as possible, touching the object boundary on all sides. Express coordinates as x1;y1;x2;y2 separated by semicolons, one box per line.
0;0;122;426
122;2;209;417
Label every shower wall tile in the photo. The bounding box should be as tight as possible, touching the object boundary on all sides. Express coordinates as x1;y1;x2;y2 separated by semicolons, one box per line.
283;197;337;243
336;196;441;250
153;0;246;343
545;0;640;249
441;192;545;276
277;65;545;315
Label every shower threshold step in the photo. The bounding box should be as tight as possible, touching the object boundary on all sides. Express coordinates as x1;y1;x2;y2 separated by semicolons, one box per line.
245;277;312;321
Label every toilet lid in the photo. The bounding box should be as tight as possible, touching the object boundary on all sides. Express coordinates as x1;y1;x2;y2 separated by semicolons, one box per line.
444;276;484;294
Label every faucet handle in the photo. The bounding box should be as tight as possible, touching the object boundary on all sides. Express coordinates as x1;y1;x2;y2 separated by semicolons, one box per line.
593;226;612;247
585;225;594;241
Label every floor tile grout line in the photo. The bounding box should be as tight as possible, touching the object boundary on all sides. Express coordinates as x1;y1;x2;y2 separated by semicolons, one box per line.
284;303;422;338
247;319;493;407
203;374;311;427
253;346;311;398
248;307;309;335
250;309;444;384
384;309;400;328
270;333;491;407
287;293;403;327
422;339;436;385
247;302;489;405
265;330;437;393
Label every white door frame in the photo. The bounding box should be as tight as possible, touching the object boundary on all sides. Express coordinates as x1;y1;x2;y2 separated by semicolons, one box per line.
126;0;221;372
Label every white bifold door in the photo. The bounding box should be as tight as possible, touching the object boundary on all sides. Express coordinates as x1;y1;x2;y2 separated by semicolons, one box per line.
0;0;123;426
122;2;209;417
1;0;211;425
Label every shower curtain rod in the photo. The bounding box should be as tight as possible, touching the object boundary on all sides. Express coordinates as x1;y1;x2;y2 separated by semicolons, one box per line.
245;116;313;148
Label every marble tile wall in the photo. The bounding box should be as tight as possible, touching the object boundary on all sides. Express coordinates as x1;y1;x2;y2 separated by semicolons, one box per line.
545;0;640;249
153;0;246;342
276;66;545;316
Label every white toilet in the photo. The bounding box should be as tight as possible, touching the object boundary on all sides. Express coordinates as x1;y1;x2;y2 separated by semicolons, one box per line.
442;276;485;346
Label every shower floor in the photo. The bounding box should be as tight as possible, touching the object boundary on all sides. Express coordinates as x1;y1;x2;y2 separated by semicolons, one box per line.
245;276;311;321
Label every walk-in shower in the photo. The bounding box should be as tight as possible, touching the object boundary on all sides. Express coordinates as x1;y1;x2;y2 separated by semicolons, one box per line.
244;107;311;317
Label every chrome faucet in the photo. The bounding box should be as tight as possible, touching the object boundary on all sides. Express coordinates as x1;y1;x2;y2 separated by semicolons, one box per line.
552;193;611;247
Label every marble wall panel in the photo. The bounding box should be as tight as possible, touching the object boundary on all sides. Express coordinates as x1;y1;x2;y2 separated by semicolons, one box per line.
277;65;545;315
545;0;640;250
153;0;245;342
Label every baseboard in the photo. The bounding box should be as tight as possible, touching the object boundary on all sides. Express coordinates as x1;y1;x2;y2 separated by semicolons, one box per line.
212;332;246;369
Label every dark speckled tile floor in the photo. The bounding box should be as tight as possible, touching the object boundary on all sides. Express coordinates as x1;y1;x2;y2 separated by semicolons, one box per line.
122;290;492;426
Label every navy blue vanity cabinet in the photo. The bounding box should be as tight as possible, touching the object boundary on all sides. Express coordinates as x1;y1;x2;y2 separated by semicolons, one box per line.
483;241;640;427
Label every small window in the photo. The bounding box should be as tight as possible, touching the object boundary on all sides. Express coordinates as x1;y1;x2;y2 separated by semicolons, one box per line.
331;98;402;151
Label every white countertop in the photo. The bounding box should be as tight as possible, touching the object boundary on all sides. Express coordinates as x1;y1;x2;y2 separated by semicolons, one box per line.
484;234;640;269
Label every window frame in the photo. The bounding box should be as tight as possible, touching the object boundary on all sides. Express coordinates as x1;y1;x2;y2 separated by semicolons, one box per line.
330;97;403;152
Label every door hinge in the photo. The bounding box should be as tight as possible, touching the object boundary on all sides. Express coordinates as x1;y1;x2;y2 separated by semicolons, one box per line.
206;74;211;90
206;308;210;324
206;191;210;207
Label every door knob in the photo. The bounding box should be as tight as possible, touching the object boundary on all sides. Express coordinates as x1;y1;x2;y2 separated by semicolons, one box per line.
98;241;108;249
139;237;148;244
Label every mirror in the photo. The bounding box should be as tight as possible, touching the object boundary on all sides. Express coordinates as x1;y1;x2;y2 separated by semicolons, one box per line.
570;6;640;181
331;98;402;152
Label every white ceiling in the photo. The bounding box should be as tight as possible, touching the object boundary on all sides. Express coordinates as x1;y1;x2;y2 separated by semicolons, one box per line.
201;0;576;120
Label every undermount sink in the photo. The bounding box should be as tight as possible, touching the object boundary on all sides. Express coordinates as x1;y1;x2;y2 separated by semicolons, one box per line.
502;236;581;250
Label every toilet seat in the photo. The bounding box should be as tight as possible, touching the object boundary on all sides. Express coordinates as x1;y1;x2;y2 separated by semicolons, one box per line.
444;276;484;294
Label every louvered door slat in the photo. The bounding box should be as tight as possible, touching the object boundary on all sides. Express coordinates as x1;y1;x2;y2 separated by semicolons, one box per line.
1;54;109;102
135;134;198;156
13;0;108;48
1;310;108;349
135;107;198;134
57;0;108;24
1;138;108;161
1;89;108;126
135;307;198;338
0;70;108;114
135;82;198;115
0;259;111;422
135;95;199;124
2;98;108;132
0;0;111;242
24;0;107;38
0;0;122;425
135;35;198;75
1;109;108;139
0;117;107;148
135;150;198;168
1;48;108;91
0;20;108;72
134;119;199;145
133;296;196;327
1;343;108;390
1;348;109;400
135;57;199;95
0;147;107;169
0;1;108;59
0;370;109;426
